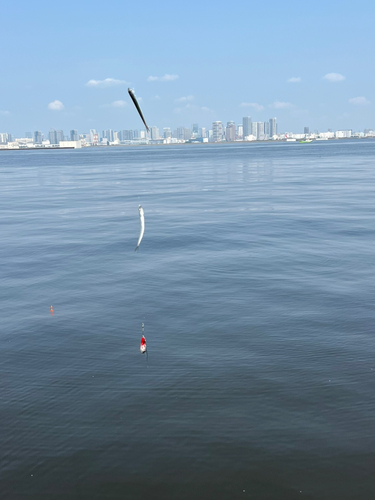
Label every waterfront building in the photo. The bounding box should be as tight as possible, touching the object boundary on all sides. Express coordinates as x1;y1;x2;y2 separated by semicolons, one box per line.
90;129;98;143
163;127;171;139
49;129;64;144
257;122;265;140
0;133;8;144
48;129;55;144
269;118;277;137
183;128;191;140
237;125;243;139
225;122;236;141
242;117;252;138
264;122;270;137
150;126;159;140
121;130;134;141
212;121;223;142
103;129;114;142
176;127;191;140
251;122;257;138
304;127;309;134
70;130;78;141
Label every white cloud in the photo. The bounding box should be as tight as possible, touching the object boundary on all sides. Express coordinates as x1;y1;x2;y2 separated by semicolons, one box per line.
270;101;293;109
111;100;127;107
174;104;213;114
100;100;128;108
240;102;264;111
176;95;194;102
86;78;128;88
349;96;370;105
324;73;345;82
147;74;179;82
288;77;301;83
48;100;64;111
0;110;10;115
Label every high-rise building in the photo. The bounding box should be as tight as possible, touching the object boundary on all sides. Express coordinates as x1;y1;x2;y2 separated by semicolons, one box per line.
103;129;114;142
121;130;134;141
163;127;171;139
264;122;270;137
225;122;236;141
150;126;159;140
49;129;57;144
212;121;223;142
192;123;199;136
70;130;78;141
48;129;64;144
183;128;191;140
251;122;258;138
89;129;98;143
269;118;277;137
34;131;42;144
243;116;252;138
257;122;265;140
304;127;309;134
55;130;64;143
176;127;185;140
237;125;243;138
200;127;206;139
0;133;8;144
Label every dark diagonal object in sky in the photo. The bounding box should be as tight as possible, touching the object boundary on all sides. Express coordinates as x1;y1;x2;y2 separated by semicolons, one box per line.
128;88;149;132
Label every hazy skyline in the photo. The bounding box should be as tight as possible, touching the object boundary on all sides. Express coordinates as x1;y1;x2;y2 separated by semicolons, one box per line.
1;0;374;135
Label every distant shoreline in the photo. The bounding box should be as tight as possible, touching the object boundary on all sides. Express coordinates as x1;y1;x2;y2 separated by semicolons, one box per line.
1;137;374;151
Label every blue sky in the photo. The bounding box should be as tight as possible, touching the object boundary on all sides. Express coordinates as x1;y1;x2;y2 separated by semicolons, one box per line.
1;0;374;135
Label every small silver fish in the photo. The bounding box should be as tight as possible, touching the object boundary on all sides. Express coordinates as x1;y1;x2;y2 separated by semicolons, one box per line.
135;205;145;251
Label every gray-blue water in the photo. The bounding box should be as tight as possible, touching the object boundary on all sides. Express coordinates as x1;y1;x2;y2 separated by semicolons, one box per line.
1;141;374;499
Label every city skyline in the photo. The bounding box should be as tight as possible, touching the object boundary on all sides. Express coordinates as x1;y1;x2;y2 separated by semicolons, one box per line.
1;1;374;136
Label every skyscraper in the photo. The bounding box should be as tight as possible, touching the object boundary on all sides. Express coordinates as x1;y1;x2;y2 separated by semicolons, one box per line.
163;127;171;139
212;121;223;142
257;122;265;140
0;133;8;144
269;118;277;137
150;126;159;140
192;123;199;136
49;129;57;144
70;130;78;141
264;121;270;137
55;130;64;144
34;131;42;144
103;130;114;142
225;122;236;141
304;127;309;134
90;129;98;143
183;128;191;140
243;116;252;138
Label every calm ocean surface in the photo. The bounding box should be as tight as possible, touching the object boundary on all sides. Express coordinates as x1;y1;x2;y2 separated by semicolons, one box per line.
1;141;374;499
